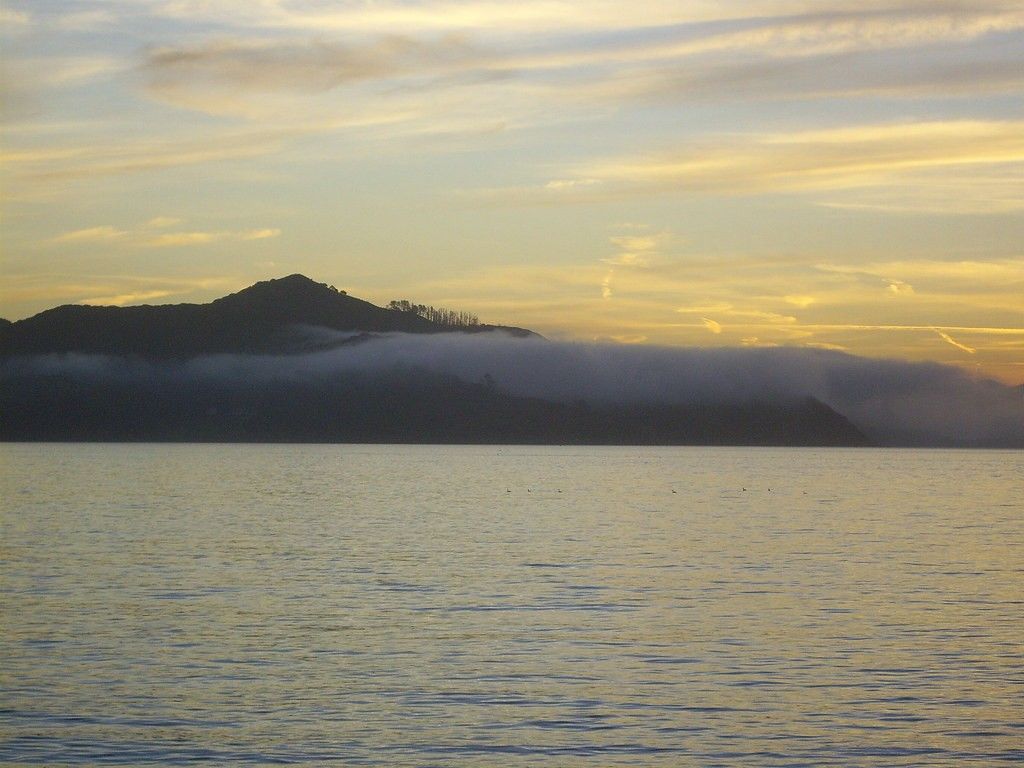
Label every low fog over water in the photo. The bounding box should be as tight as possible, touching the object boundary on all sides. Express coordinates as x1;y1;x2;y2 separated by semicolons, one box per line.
5;331;1021;446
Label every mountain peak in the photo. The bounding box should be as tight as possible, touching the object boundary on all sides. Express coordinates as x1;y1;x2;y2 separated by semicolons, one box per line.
0;274;538;357
258;273;322;289
220;274;342;303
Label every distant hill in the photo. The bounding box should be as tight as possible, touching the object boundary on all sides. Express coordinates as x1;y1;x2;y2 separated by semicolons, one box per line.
0;273;873;446
0;274;536;358
0;364;869;446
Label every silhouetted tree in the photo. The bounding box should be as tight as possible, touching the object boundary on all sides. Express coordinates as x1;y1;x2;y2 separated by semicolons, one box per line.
387;299;479;328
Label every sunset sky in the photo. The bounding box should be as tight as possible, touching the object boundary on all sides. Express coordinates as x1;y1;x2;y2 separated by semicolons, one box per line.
2;0;1022;382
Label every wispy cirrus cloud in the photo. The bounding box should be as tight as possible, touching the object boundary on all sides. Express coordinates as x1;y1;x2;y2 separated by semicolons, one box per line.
678;303;797;324
142;228;280;248
52;225;128;243
701;317;723;334
598;226;670;299
603;234;666;266
935;329;976;354
588;121;1024;194
50;220;280;248
7;2;1022;198
2;129;292;184
140;0;749;34
142;35;482;95
394;252;1023;380
125;1;1024;132
0;273;238;311
817;258;1024;296
79;289;177;306
1;104;464;190
482;120;1024;214
141;0;1024;40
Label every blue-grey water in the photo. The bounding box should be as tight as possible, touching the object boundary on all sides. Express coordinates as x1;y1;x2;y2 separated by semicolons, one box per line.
1;444;1022;766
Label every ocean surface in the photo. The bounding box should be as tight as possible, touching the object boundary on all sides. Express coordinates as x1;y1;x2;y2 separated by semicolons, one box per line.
1;444;1022;766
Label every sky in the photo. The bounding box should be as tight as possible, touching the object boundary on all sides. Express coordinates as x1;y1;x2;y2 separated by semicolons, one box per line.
2;0;1023;383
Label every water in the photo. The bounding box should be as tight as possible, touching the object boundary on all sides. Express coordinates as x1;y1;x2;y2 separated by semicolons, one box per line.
1;444;1022;766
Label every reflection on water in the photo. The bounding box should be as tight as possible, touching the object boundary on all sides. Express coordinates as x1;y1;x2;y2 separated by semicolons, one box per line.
1;444;1022;765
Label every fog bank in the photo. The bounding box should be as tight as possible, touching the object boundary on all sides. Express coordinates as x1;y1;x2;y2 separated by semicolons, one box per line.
4;331;1021;447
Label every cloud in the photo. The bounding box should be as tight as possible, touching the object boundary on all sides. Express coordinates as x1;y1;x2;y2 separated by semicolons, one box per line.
597;226;671;298
701;317;723;334
140;0;751;35
495;120;1024;213
139;33;498;117
2;105;444;186
48;220;280;249
818;259;1024;300
887;281;914;296
52;225;128;243
143;0;1024;43
4;334;1021;446
79;290;177;306
609;235;659;251
140;232;222;247
804;341;847;351
601;252;647;267
544;178;602;191
605;234;662;262
801;324;1024;336
676;302;732;315
814;161;1024;214
4;0;1021;387
10;2;1022;196
403;255;1022;372
4;132;286;182
242;228;281;240
592;120;1024;193
602;230;668;266
677;303;797;324
140;228;281;248
0;274;239;312
935;329;976;355
133;5;1024;110
391;277;1017;390
126;2;1024;131
630;6;1024;60
784;295;816;307
143;35;481;94
600;18;1024;105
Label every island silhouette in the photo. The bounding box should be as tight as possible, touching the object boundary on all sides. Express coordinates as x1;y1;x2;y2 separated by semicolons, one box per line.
1;274;871;445
0;274;536;358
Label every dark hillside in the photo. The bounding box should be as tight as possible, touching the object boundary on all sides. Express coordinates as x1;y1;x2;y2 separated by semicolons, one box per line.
0;275;535;358
0;274;875;446
0;364;869;446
